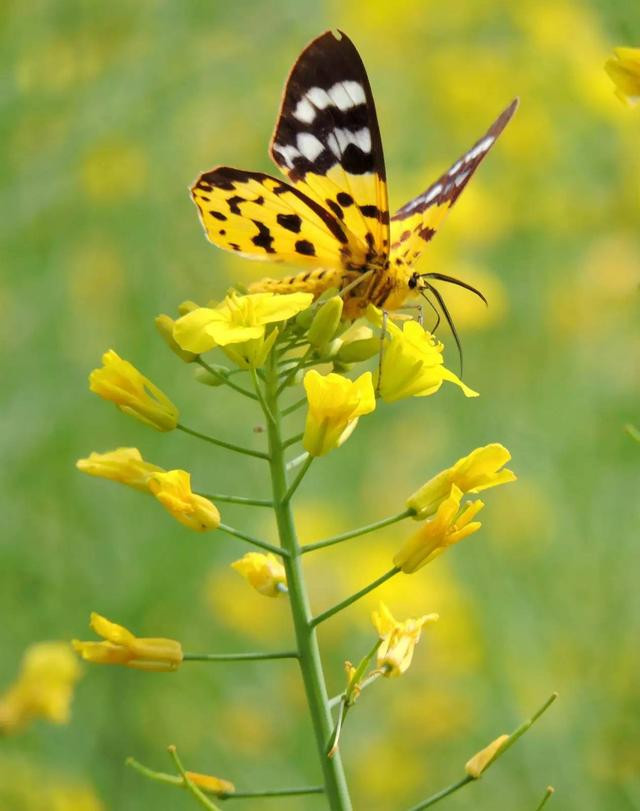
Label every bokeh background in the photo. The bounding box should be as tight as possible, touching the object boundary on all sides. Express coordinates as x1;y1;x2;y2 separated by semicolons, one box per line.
2;0;639;809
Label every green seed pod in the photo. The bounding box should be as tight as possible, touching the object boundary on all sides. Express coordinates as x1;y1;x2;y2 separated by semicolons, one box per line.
336;336;381;364
155;314;198;363
194;365;231;386
308;297;343;349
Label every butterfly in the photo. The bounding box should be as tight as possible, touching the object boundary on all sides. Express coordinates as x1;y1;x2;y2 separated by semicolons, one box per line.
191;29;517;356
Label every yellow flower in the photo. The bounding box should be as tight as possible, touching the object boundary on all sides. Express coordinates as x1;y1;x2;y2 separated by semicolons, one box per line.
605;47;640;106
407;443;516;519
155;314;198;362
303;369;376;456
148;470;220;531
465;733;510;778
231;552;287;597
394;485;484;573
173;291;313;368
372;315;478;402
72;613;183;672
0;642;81;733
89;350;179;431
76;447;163;492
371;602;438;677
186;772;236;795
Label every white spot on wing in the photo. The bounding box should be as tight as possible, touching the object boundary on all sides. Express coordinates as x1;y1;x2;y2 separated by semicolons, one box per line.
448;160;463;175
341;81;366;106
423;183;443;204
326;127;372;158
272;143;301;168
454;169;472;187
306;87;331;109
293;97;316;123
465;135;495;162
327;81;366;110
297;132;324;161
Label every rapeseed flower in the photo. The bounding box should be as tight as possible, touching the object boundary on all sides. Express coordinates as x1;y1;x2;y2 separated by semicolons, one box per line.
148;470;220;531
231;553;287;597
76;447;162;491
605;47;640;106
371;602;438;677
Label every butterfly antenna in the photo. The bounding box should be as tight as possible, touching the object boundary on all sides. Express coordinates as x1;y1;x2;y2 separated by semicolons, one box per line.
419;290;441;333
424;282;464;375
422;273;488;306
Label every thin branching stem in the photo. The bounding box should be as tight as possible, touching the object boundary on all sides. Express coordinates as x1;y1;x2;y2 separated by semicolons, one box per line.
311;567;401;627
277;347;312;395
196;493;272;508
183;651;298;662
217;522;289;557
406;776;474;810
534;787;555;810
283;432;304;449
168;746;222;811
177;424;269;460
283;454;313;503
250;368;276;424
302;509;414;554
282;396;307;416
196;358;257;400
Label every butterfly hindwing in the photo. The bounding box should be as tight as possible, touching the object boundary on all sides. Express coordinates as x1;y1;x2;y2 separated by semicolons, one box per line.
192;166;355;269
270;29;389;265
390;99;518;267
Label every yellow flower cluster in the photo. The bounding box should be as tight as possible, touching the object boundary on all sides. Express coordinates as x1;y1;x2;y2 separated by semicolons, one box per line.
173;291;313;368
0;642;81;734
396;445;516;572
72;613;183;672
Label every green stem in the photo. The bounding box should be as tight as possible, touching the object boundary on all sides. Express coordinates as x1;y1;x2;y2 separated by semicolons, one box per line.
311;567;400;627
264;352;352;811
183;651;298;662
217;522;289;557
168;746;222;811
283;432;304;449
406;776;474;810
302;509;414;554
282;396;307;416
250;367;276;424
534;787;555;810
196;358;258;400
277;347;312;395
196;493;272;508
177;424;269;460
126;757;322;800
283;454;313;503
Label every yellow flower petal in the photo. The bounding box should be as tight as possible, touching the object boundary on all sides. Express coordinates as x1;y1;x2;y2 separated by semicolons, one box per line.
605;47;640;106
303;369;376;456
148;470;220;531
231;553;287;597
76;447;163;492
89;350;179;431
186;772;235;795
371;602;438;677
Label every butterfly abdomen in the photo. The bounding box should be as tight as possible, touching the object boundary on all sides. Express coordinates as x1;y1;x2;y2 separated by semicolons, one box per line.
249;268;343;297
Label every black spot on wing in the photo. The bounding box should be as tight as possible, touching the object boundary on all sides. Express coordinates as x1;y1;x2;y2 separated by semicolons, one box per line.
210;211;227;221
337;192;354;207
227;195;245;215
276;213;302;233
325;199;344;220
295;239;316;256
251;221;275;253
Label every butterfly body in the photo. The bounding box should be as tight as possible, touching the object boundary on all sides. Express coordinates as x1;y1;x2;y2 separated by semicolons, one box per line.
192;29;517;329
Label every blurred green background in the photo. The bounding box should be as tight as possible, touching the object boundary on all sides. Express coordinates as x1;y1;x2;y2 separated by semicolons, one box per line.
2;0;639;809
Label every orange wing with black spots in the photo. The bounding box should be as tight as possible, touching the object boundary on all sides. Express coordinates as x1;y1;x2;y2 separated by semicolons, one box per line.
191;166;364;269
389;99;518;268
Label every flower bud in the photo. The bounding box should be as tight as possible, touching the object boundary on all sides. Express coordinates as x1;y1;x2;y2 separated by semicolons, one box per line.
194;365;231;387
337;336;381;363
308;297;343;349
155;314;198;362
178;300;199;315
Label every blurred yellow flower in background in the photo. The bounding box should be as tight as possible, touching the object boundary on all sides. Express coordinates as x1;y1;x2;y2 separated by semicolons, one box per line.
303;369;376;456
372;316;478;402
371;602;439;677
605;47;640;106
231;552;287;597
0;755;104;811
81;139;148;201
89;350;179;431
0;642;81;734
72;612;183;672
148;470;220;531
76;447;162;492
407;443;516;519
395;485;484;573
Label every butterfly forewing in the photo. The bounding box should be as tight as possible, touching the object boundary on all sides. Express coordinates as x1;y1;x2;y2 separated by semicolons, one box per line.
191;166;354;268
389;99;518;267
270;29;390;264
